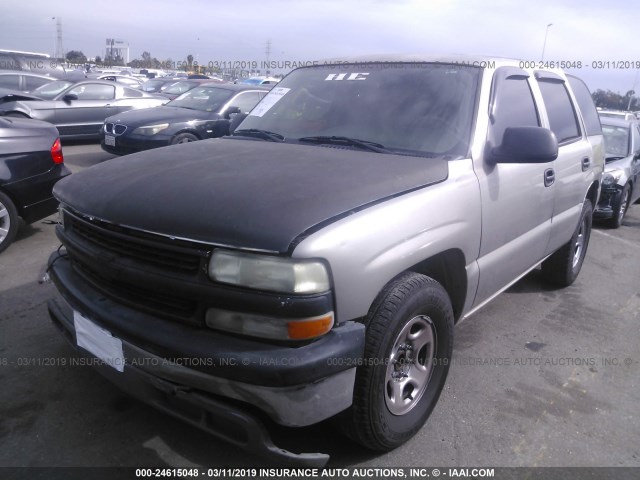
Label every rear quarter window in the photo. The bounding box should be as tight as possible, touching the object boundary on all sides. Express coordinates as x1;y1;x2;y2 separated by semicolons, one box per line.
567;75;602;136
537;79;581;144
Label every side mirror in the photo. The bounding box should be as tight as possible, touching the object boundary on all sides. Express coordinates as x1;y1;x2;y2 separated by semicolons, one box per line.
229;112;248;134
224;106;241;120
489;126;558;164
62;94;78;104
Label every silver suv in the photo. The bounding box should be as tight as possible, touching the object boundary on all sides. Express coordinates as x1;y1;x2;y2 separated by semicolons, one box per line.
46;56;604;465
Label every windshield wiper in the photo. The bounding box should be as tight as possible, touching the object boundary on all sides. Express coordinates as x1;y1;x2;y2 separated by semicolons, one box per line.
298;136;387;153
233;128;285;142
605;155;625;162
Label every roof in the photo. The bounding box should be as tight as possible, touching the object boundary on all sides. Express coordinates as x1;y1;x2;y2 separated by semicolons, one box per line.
315;54;524;68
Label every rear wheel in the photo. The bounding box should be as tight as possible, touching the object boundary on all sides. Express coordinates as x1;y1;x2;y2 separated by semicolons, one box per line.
608;184;630;229
337;272;454;451
170;133;198;144
541;199;592;287
0;191;19;254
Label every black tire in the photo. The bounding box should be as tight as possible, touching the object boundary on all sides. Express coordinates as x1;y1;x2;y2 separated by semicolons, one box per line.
337;272;454;451
170;132;199;145
541;199;592;287
0;191;19;254
608;184;630;229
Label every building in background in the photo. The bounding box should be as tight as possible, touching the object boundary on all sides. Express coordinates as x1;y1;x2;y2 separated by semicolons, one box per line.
105;39;129;64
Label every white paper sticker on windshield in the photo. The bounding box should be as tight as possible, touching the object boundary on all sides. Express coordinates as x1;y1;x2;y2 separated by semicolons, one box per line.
249;87;290;117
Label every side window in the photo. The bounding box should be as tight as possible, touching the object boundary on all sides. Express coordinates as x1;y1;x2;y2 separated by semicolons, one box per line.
566;75;602;136
537;80;581;144
122;87;143;98
24;76;51;91
67;84;115;100
0;74;20;89
490;77;540;146
228;91;262;113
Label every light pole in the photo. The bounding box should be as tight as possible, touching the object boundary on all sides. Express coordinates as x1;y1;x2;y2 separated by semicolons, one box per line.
627;69;639;111
51;17;56;58
541;23;553;62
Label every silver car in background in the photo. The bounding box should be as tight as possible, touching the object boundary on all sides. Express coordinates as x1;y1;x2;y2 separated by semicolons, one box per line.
594;117;640;227
0;80;166;139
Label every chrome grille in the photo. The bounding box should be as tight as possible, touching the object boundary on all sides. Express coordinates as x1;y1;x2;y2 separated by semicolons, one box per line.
104;123;127;135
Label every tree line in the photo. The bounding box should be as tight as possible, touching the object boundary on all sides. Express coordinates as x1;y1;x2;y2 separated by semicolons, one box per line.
64;49;640;110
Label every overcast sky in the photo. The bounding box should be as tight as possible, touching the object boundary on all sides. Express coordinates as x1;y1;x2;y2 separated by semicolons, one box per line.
1;0;638;93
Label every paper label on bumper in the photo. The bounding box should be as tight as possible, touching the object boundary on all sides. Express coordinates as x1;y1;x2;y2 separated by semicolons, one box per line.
74;311;125;372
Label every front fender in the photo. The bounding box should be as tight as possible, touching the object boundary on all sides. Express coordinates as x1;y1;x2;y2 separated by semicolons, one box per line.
292;159;481;323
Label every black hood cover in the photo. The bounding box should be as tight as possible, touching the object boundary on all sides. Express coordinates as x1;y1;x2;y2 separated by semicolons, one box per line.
54;138;448;253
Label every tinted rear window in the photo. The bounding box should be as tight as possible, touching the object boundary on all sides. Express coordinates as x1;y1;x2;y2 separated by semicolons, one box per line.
537;80;581;144
567;75;602;136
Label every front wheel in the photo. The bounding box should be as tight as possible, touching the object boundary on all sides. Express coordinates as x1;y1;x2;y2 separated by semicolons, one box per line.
608;184;630;229
337;272;454;451
541;199;592;287
170;132;198;144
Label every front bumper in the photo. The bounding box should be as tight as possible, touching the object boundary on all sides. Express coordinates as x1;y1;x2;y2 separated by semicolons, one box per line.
47;248;365;464
47;251;364;427
100;133;172;156
48;296;332;467
594;185;622;219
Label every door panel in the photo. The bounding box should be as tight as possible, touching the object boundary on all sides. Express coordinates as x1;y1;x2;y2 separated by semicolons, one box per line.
473;68;554;307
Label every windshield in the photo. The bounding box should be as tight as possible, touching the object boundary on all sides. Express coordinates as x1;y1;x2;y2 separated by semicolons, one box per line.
32;80;73;99
140;79;173;92
163;80;198;95
240;78;265;85
602;124;630;158
166;86;233;112
238;63;479;157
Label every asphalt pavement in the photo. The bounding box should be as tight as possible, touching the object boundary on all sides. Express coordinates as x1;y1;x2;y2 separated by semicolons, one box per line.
0;141;638;469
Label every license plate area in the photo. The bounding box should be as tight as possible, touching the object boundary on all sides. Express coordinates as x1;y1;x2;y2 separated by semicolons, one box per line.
74;310;125;372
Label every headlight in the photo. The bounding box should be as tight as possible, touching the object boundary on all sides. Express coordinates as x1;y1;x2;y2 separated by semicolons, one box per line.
208;250;330;294
132;123;169;136
602;169;623;187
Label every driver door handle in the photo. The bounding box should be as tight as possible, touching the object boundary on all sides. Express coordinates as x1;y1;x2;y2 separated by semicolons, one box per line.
544;168;555;187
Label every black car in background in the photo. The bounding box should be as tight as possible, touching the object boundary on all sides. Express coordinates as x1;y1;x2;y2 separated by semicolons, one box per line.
101;83;269;155
0;116;71;253
594;117;640;227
